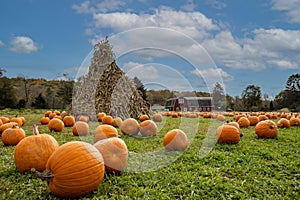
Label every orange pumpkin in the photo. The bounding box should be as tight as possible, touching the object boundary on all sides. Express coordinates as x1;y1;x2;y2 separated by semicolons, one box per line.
78;115;89;122
237;117;250;128
112;117;123;128
0;116;10;124
140;120;158;137
72;121;89;136
48;118;64;132
248;116;259;126
2;125;26;146
227;121;240;131
14;125;59;172
289;117;300;126
139;114;149;122
102;115;114;125
61;111;67;116
10;116;23;126
163;129;188;151
63;115;75;127
216;115;225;121
32;141;105;198
258;115;268;121
40;117;50;125
45;111;52;117
120;118;140;136
94;137;128;173
49;112;57;119
94;124;119;143
171;112;178;118
53;115;63;120
0;122;18;134
0;118;3;127
255;120;278;138
216;124;240;144
97;112;106;122
152;113;163;122
277;118;290;128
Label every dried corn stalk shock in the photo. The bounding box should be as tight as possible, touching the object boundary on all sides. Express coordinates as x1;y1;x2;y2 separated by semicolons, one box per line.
70;39;150;121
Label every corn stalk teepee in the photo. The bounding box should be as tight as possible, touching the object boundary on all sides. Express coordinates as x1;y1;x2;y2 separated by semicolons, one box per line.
71;38;150;121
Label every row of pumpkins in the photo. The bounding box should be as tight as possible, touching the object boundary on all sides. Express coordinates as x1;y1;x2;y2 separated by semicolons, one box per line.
0;111;188;198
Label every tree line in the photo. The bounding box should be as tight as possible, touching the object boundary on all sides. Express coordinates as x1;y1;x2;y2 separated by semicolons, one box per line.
0;69;299;112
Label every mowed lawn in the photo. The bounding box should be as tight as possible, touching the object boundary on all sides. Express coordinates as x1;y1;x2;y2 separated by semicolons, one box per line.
0;109;299;199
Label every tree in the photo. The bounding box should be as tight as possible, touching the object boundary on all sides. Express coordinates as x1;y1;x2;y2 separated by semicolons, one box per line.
241;85;262;111
269;101;274;111
0;77;17;108
286;73;300;92
56;74;74;109
133;77;147;101
212;82;226;110
31;93;48;108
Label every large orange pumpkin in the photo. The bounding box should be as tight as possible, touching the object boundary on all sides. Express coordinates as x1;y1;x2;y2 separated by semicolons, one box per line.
163;129;188;151
255;120;278;138
94;124;119;143
63;115;75;127
120;118;140;136
72;121;89;136
14;125;59;172
94;137;128;173
2;125;26;146
32;141;105;198
226;121;240;131
216;124;240;144
48;118;64;132
277;118;290;128
0;116;10;124
10;116;24;126
289;117;300;126
248;116;259;126
0;122;18;134
140;120;158;137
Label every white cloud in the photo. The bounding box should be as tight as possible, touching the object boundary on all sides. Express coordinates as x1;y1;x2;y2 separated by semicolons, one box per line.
72;0;125;14
271;0;300;23
10;36;39;53
0;40;4;46
192;68;234;83
181;0;196;11
206;0;227;9
122;61;159;82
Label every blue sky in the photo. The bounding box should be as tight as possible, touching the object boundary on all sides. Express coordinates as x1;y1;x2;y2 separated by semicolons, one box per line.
0;0;299;98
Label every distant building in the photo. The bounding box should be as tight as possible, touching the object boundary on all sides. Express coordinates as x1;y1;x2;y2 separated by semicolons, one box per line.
165;97;213;112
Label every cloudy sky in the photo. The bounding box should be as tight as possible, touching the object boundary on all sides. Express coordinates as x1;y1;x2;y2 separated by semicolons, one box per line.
0;0;299;98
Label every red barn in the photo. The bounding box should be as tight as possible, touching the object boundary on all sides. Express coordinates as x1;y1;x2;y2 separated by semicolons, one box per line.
165;97;213;112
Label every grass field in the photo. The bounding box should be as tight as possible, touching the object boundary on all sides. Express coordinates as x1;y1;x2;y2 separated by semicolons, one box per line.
0;109;299;199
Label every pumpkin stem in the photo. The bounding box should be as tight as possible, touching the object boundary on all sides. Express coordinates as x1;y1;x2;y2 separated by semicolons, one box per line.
12;124;19;129
31;168;54;183
270;125;274;129
32;124;40;135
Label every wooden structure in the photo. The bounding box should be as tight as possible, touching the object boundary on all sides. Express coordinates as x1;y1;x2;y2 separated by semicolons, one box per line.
165;97;213;112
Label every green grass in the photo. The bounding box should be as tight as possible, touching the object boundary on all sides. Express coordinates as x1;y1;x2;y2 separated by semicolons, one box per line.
0;109;300;199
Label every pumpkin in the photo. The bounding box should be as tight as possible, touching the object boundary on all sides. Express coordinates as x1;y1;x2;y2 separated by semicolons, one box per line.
112;117;123;128
63;115;75;127
237;117;250;128
140;120;158;137
151;113;163;122
0;122;18;134
97;112;106;122
120;118;140;136
163;129;188;151
45;111;52;117
72;121;89;136
258;115;268;121
0;116;10;124
31;141;105;198
255;120;278;138
94;137;128;173
171;112;179;118
10;116;23;126
61;111;67;116
53;110;60;115
216;114;225;121
78;115;89;122
94;124;119;143
216;124;240;144
2;125;26;146
48;112;57;119
14;125;59;172
289;117;300;126
40;117;50;125
0;118;3;127
139;114;149;122
277;118;290;128
53;115;63;120
248;116;259;126
102;115;114;125
48;118;64;132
